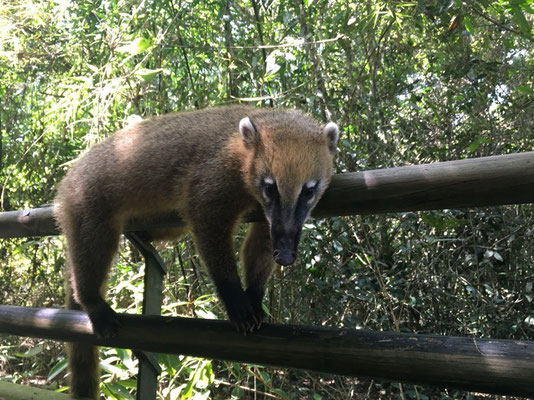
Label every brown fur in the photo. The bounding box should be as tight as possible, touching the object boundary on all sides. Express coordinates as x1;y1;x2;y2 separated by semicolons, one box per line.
54;106;338;399
65;289;99;399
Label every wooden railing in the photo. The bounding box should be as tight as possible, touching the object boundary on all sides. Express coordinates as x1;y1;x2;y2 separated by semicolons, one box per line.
1;151;534;398
2;151;534;238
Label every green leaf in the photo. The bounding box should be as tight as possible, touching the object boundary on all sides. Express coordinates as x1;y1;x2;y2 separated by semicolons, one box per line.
100;360;126;375
272;388;291;400
14;344;43;358
508;0;528;5
13;240;39;255
117;37;152;55
105;382;135;400
464;15;475;33
517;85;534;94
115;348;127;362
135;68;164;82
47;359;68;381
469;141;479;152
511;6;531;33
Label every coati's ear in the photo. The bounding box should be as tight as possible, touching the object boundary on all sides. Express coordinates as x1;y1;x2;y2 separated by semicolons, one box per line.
323;122;339;153
239;117;259;148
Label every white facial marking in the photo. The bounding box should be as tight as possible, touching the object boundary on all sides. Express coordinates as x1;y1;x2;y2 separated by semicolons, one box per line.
261;177;276;203
303;180;320;204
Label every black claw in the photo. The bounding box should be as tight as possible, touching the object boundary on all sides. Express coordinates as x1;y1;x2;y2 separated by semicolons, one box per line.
255;314;262;326
220;285;268;334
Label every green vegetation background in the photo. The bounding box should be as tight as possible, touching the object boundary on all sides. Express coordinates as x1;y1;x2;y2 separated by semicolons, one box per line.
0;0;533;399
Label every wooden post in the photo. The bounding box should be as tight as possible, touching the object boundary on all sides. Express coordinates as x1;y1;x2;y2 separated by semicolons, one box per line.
0;305;533;397
126;233;166;400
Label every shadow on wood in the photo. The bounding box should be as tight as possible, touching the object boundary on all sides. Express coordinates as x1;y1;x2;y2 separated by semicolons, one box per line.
0;305;532;397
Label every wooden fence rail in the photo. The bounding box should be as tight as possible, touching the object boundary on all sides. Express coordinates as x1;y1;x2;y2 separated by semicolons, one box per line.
1;151;534;238
1;152;534;397
0;305;533;397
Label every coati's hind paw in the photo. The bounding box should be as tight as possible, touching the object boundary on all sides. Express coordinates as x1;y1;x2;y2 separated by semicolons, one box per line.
88;302;120;339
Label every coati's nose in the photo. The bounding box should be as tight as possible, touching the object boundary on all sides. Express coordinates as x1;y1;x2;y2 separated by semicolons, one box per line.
273;249;296;266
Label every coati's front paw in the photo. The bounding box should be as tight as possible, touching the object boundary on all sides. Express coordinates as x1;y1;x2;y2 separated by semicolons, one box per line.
87;302;120;339
226;301;263;334
219;286;263;334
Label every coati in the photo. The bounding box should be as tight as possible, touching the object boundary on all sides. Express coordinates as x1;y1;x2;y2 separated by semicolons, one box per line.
54;105;339;398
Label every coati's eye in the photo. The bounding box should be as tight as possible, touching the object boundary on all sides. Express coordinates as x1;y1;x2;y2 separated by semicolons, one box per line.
262;177;278;201
264;183;277;198
301;181;318;200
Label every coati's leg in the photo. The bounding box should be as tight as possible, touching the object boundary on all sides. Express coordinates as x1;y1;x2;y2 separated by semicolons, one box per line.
66;286;99;399
190;213;261;332
242;221;275;325
65;213;122;338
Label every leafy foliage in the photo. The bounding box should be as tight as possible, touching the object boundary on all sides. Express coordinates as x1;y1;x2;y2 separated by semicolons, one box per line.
0;0;533;399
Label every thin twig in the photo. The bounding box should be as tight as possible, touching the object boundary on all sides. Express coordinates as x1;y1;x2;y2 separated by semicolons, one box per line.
161;35;345;51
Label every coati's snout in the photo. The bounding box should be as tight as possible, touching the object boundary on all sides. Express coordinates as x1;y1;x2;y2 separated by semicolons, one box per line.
271;225;302;266
260;182;307;266
273;249;296;266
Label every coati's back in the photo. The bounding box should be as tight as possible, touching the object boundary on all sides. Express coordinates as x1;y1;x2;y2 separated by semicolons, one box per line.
55;106;252;224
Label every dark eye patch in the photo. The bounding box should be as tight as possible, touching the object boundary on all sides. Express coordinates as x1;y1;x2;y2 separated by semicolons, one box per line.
261;178;278;201
302;186;314;198
300;181;318;200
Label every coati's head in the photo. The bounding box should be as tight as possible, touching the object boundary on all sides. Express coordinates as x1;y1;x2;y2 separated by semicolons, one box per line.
239;110;339;266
